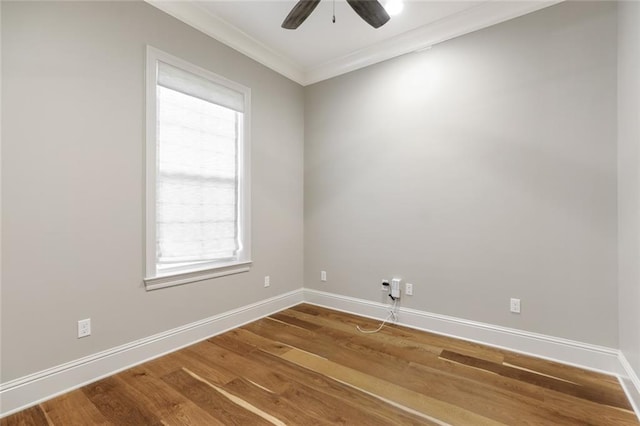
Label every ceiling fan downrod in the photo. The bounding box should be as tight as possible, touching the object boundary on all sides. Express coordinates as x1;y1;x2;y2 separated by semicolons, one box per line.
281;0;390;30
333;0;336;23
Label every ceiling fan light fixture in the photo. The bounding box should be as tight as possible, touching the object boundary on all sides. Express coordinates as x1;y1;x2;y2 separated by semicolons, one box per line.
384;0;404;16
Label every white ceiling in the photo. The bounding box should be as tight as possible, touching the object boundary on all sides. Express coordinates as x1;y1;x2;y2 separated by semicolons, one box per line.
147;0;561;85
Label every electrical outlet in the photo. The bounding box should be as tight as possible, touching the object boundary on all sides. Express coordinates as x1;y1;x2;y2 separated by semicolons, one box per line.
381;279;390;291
264;276;270;287
510;298;521;314
320;270;327;282
78;318;91;338
405;283;413;296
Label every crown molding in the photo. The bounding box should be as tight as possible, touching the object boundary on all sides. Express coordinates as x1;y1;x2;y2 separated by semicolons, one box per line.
145;1;306;85
148;1;562;86
305;0;563;85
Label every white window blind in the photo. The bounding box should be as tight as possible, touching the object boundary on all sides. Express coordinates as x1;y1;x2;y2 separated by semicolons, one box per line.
157;61;244;113
145;48;251;287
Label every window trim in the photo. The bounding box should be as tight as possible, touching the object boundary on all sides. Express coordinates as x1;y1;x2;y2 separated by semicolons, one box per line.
144;46;251;290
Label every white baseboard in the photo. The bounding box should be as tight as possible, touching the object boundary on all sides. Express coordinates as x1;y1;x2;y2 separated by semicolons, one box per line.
303;289;623;376
0;289;304;418
2;287;638;421
305;290;640;420
619;353;640;420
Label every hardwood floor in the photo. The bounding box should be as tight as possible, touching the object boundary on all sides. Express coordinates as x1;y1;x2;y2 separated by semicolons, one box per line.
2;304;638;425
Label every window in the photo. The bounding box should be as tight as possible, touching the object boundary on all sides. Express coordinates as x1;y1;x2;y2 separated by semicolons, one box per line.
144;47;251;290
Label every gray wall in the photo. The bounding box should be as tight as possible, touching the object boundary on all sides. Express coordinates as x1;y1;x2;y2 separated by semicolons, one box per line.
304;1;619;347
618;1;640;376
1;1;304;381
1;0;629;386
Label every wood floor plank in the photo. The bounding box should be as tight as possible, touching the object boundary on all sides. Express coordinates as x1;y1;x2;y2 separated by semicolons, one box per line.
280;345;503;425
2;304;637;425
244;317;329;356
192;336;336;425
405;358;604;425
168;346;239;386
441;349;633;410
161;368;275;425
288;307;630;424
209;328;293;356
282;308;634;425
82;377;164;426
40;390;111;426
0;406;50;426
270;311;324;331
116;366;226;425
208;336;436;426
222;377;333;426
141;351;190;377
222;327;294;355
279;316;551;407
248;315;429;389
281;312;551;407
223;329;444;425
288;304;506;363
419;350;637;425
196;341;350;423
503;350;625;390
188;340;295;395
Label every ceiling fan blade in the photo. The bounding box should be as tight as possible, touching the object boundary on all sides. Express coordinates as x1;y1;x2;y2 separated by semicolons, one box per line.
346;0;390;29
282;0;322;29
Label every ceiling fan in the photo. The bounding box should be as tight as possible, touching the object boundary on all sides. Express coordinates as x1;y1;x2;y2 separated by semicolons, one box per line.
282;0;391;30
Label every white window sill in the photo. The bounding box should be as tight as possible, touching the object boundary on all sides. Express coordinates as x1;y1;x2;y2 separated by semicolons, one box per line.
144;261;252;291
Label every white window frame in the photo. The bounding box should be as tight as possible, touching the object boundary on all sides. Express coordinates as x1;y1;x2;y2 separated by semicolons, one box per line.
144;46;251;290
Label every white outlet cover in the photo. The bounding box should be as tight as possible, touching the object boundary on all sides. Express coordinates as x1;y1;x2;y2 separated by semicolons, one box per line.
264;276;270;287
405;283;413;296
510;298;521;313
78;318;91;338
